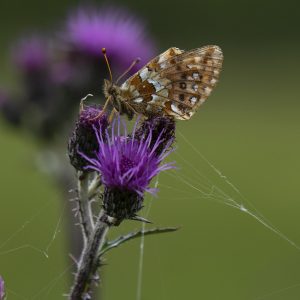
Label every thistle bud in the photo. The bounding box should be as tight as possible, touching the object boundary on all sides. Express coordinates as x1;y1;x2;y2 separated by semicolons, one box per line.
68;105;108;171
135;116;176;156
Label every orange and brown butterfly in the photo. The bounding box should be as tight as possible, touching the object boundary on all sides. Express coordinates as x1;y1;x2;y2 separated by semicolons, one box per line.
102;45;223;121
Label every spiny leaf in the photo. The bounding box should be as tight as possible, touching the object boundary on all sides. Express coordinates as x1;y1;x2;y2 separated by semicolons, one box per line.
100;226;179;256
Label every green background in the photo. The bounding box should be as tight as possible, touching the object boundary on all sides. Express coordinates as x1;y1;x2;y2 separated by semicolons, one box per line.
1;0;300;299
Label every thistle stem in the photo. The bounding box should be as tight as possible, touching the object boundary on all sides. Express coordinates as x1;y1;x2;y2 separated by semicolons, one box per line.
69;209;109;300
77;172;95;244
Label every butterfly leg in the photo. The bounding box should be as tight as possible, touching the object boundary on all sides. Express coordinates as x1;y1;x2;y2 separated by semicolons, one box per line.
108;108;118;123
89;96;111;121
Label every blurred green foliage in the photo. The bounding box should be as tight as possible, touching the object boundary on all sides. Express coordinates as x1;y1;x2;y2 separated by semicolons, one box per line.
1;0;300;299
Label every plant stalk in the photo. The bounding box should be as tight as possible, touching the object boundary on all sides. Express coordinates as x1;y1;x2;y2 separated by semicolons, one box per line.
69;209;109;300
77;172;95;245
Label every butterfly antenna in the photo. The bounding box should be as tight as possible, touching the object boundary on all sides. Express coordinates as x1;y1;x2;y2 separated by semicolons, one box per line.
102;48;113;82
116;57;141;84
88;48;112;121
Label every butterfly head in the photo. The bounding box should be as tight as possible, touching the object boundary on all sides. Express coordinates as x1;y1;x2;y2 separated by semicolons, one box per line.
100;48;139;120
103;79;120;99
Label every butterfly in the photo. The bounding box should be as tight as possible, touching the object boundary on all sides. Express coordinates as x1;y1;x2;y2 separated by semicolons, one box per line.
102;45;223;120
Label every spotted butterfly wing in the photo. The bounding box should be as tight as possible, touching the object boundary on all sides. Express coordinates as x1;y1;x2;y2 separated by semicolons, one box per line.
119;45;223;120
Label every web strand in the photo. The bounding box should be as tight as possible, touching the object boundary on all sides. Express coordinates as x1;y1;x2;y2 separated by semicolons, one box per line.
136;178;159;300
175;130;300;251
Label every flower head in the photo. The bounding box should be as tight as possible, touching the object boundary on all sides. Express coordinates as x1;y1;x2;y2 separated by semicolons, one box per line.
64;6;156;73
12;36;51;73
82;117;174;194
68;103;109;171
80;117;175;222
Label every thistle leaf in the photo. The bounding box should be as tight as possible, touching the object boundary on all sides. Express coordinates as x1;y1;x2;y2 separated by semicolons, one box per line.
100;226;179;256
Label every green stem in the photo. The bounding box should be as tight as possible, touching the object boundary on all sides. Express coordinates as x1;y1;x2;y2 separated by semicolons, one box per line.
69;210;109;300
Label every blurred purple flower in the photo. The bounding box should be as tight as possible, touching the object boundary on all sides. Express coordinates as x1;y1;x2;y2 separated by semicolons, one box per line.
1;5;157;141
0;276;4;300
64;7;156;73
80;117;174;196
12;36;51;73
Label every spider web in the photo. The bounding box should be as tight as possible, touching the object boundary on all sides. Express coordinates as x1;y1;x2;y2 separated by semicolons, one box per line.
174;131;300;250
0;189;71;299
134;128;300;300
1;125;300;299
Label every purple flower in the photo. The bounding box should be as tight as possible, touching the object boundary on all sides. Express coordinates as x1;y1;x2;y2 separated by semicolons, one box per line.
12;36;51;73
81;117;174;196
64;6;156;73
0;276;4;300
79;116;175;223
68;103;109;171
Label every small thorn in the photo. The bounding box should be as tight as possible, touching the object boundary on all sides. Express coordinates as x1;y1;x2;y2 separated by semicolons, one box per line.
69;253;79;266
62;293;70;297
69;197;79;202
130;215;152;224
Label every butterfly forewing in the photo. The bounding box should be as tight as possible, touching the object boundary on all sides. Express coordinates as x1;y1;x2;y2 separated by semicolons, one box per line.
120;45;223;120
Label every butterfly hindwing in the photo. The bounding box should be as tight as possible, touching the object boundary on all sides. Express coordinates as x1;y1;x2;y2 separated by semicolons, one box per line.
120;45;223;120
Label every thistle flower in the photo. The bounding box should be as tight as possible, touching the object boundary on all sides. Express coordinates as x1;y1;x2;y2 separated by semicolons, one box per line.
68;104;109;171
79;117;175;223
12;36;51;73
0;276;4;300
64;6;156;73
1;5;157;142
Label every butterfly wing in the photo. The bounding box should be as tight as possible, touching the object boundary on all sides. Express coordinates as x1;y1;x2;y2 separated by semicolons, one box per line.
120;45;223;120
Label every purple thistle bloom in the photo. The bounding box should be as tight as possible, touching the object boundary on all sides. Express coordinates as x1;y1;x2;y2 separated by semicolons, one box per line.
12;36;51;73
81;117;174;196
64;6;156;73
79;116;175;223
0;276;4;300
